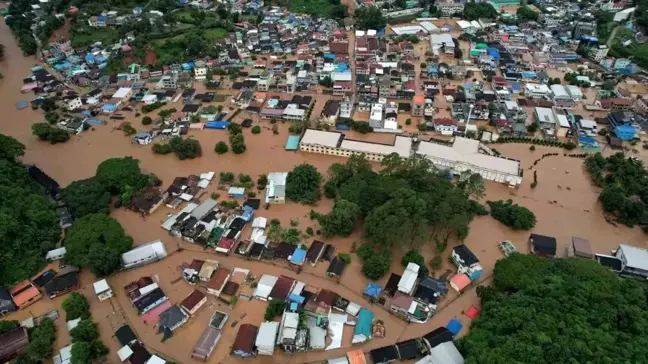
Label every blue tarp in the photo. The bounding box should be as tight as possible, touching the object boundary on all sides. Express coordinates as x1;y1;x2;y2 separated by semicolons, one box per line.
87;118;103;125
102;104;117;113
335;124;350;131
182;62;194;70
447;319;463;336
205;121;229;129
427;65;438;73
523;71;537;78
615;125;636;140
290;248;307;265
16;101;28;110
337;63;348;72
363;282;382;299
288;294;305;304
240;205;254;221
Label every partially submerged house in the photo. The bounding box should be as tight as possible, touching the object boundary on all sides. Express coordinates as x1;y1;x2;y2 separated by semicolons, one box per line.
451;244;483;280
568;237;593;259
352;308;374;344
305;241;325;266
0;288;16;317
398;263;420;295
43;266;80;298
121;240;168;270
256;321;279;355
93;279;113;301
231;324;257;357
615;244;648;279
157;305;189;334
206;267;231;296
9;280;42;309
192;311;228;361
181;290;207;315
265;172;288;204
254;275;278;301
0;327;29;362
326;256;347;278
528;233;557;258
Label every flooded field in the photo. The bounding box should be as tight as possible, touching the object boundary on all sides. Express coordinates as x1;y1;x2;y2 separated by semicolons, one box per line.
1;16;648;364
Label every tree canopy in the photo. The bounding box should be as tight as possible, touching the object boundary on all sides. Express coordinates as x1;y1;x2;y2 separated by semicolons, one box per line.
62;292;90;321
0;135;60;286
61;178;112;218
96;157;146;195
168;136;202;160
318;199;360;237
487;199;537;230
31;123;70;144
355;7;387;30
458;254;648;364
64;214;133;276
516;5;539;21
286;164;322;204
585;152;648;227
463;3;498;20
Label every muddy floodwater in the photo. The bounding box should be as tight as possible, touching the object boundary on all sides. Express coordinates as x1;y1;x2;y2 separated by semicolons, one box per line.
1;16;648;364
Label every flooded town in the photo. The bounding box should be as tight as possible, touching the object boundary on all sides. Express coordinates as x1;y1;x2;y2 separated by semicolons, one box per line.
1;0;648;363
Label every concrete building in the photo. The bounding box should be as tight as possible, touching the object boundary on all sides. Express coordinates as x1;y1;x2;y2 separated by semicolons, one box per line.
369;103;383;128
437;0;465;16
283;104;305;121
300;129;412;162
416;138;522;187
430;34;455;56
572;22;596;39
194;66;207;81
588;45;609;61
93;279;113;301
265;172;288;204
524;83;551;98
412;95;425;117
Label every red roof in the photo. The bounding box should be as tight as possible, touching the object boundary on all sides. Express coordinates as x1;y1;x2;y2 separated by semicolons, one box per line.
9;281;41;307
207;268;230;291
450;274;471;292
435;118;457;126
217;237;235;250
142;300;172;324
181;290;206;312
465;305;481;319
334;81;352;89
330;42;349;54
269;275;295;300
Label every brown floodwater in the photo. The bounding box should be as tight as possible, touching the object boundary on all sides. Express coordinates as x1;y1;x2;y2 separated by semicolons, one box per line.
2;15;648;364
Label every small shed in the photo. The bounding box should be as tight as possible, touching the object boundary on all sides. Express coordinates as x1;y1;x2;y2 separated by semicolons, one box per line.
93;279;113;301
228;187;245;198
449;274;470;293
568;237;593;259
326;256;347;278
45;247;66;261
446;319;463;336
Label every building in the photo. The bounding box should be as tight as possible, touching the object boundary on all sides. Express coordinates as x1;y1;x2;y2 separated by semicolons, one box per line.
112;87;133;105
0;327;29;363
181;290;207;315
157;74;178;89
121;240;168;270
45;247;66;261
206;268;231;296
534;107;557;131
615;244;648;279
572;22;595;39
0;289;15;317
300;129;412;162
398;263;420;295
43;266;80;298
524;83;551;98
422;341;465;364
265;172;288;204
589;45;609;62
550;84;570;102
9;281;41;310
283;104;306;121
256;321;279;355
194;66;207;81
158;305;189;332
192;311;228;361
568;237;593;259
437;0;465;16
434;118;458;135
352;308;374;344
278;311;300;352
326;256;347;278
430;34;455;55
93;279;113;301
412;95;425;117
369;103;383;128
528;233;557;257
565;85;583;101
231;324;258;357
416;138;522;187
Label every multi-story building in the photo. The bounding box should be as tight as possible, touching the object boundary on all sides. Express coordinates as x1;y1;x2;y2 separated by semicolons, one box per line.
588;45;609;62
157;73;178;89
299;129;412;162
412;95;425;117
340;96;354;119
572;22;596;40
282;104;306;121
437;0;465;16
369;103;383;128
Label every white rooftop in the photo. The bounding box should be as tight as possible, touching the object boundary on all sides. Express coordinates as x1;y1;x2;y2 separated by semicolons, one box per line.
420;21;439;32
535;107;556;124
256;321;280;349
340;135;412;158
117;345;133;362
579;119;597;129
417;137;520;176
146;355;166;364
430;33;454;46
618;244;648;271
300;129;342;148
93;279;111;294
398;263;420;294
525;83;550;94
113;87;132;99
456;20;473;29
550;84;569;98
391;25;424;35
254;274;278;299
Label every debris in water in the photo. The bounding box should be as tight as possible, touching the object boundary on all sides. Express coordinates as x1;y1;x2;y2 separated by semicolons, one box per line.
566;187;571;191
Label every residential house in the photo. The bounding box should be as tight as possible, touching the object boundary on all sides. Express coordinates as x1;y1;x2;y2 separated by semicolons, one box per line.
43;266;80;298
194;65;207;81
422;341;465;364
256;321;279;355
0;289;16;317
157;74;178;89
568;237;594;259
369;103;384;129
192;311;228;361
321;99;341;126
181;290;207;315
434;118;458;135
9;281;42;309
0;327;29;363
206;267;231;296
283;104;306;121
121;240;168;270
615;244;648;279
412;95;425;117
93;279;113;301
326;256;347;278
398;263;420;295
340;95;354;119
524;83;551;98
528;233;557;258
265;172;288;204
451;244;482;280
333;81;352;97
158;305;189;333
231;324;257;357
278;310;300;352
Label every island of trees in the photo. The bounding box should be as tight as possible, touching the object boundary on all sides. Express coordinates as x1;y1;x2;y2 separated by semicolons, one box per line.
459;253;648;363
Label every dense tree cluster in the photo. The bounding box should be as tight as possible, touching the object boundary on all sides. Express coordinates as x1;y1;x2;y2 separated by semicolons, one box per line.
355;7;387;30
487;199;537;230
64;214;134;276
318;199;359;237
325;154;483;278
15;317;57;363
286;164;322;204
62;292;90;321
516;5;539;22
61;178;112;217
5;0;39;55
463;3;498;20
169;136;202;160
62;293;108;364
31;123;70;144
586;152;648;228
459;254;648;363
0;135;60;286
228;124;247;154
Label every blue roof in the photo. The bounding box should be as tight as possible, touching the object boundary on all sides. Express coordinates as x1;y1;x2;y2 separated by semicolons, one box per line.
241;205;254;221
354;309;374;337
290;248;307;265
205;121;229;129
615;125;636;140
363;282;382;299
288;294;305;304
447;318;463;336
97;16;106;22
85;53;95;62
337;63;348;72
427;65;438;73
102;104;117;111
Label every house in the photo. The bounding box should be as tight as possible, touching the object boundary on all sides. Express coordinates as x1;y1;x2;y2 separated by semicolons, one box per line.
370;345;399;364
228;187;246;198
133;288;167;314
412;95;425;117
254;275;278;301
321;99;341;126
0;326;28;363
206;267;231;296
278;310;300;352
449;274;471;293
422;327;454;350
93;279;113;301
158;305;188;333
43;266;80;298
451;244;480;275
256;321;279;355
430;34;455;55
194;66;207;81
326;256;347;278
265;172;288;204
133;132;153;146
112;87;133;105
524;83;550;98
115;325;137;347
269;275;295;301
352;308;374;344
305;241;325;266
415;277;448;304
421;341;464;364
66;96;82;111
528;233;557;257
615;244;648;279
398;263;420;295
45;247;66;261
0;288;15;317
121;240;168;270
231;324;257;357
199;260;219;282
191;311;228;361
568;237;593;259
181;290;207;315
434;118;458;135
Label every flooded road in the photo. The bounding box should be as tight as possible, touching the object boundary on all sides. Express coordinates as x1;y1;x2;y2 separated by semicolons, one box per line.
1;16;647;364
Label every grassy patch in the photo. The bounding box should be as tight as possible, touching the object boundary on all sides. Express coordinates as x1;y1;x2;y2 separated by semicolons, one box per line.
71;28;118;48
281;0;346;19
204;28;228;40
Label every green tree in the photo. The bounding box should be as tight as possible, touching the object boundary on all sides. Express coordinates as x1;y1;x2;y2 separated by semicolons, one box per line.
463;3;497;20
251;125;261;134
230;133;246;154
61;178;112;217
227;122;243;135
362;253;391;280
169;136;202;160
31;123;70;144
602;80;615;91
70;319;99;343
0;321;18;335
26;317;56;361
70;341;90;364
265;299;285;320
157;108;176;119
517;5;539;21
122;124;136;136
286;164;322;204
355;7;386;30
64;214;134;276
44;111;59;125
96;157;145;194
141;116;153;125
257;174;268;189
319;76;334;88
0;134;25;161
487;199;537;230
62;293;90;321
214;141;229;154
318;199;360;237
152;143;173;154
